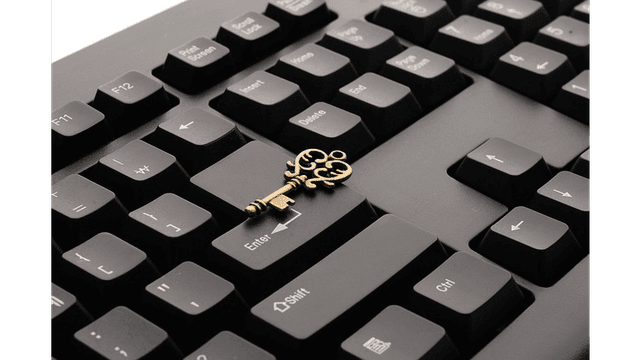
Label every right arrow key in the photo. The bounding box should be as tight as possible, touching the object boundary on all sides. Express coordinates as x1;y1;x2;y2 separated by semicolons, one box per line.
529;171;589;248
478;206;583;286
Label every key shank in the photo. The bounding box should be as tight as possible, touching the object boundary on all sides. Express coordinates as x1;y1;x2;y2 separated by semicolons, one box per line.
245;175;307;217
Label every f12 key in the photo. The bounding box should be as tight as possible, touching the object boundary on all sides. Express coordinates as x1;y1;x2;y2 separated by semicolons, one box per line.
93;71;175;136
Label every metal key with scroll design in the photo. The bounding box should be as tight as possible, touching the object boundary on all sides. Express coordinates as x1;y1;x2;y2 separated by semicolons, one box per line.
244;149;353;217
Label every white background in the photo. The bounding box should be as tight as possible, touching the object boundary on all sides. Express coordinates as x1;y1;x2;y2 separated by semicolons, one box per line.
52;0;187;62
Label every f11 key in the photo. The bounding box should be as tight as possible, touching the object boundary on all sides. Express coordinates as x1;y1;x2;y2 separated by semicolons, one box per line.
52;101;109;171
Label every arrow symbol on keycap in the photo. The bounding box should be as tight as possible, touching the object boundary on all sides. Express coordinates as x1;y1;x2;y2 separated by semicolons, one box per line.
271;208;302;234
511;220;524;231
486;154;504;163
509;54;524;62
572;84;588;92
179;121;194;130
537;61;548;70
553;189;572;197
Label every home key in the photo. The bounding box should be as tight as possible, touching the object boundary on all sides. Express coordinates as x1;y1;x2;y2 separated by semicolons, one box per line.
244;149;353;217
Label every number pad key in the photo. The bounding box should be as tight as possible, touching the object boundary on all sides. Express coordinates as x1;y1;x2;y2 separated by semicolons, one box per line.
534;16;589;72
52;174;128;249
59;233;160;316
52;101;109;171
430;15;514;72
317;19;403;73
571;0;590;23
93;71;173;136
74;306;181;360
128;193;222;271
410;252;525;345
142;262;247;352
90;140;189;209
537;0;582;18
552;69;589;124
490;42;576;103
474;0;550;43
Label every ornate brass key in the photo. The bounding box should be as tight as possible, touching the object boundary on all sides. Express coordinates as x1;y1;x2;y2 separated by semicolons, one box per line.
245;149;353;217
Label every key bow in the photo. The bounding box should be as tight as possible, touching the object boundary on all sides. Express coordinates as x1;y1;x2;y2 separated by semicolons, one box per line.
245;149;353;217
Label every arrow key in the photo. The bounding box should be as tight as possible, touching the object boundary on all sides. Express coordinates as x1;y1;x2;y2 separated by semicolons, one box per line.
148;108;246;174
478;206;583;286
529;171;589;247
455;137;552;206
490;42;576;103
571;149;589;179
534;16;589;72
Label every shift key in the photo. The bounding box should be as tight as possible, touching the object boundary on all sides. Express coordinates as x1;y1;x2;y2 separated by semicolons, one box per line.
250;215;448;358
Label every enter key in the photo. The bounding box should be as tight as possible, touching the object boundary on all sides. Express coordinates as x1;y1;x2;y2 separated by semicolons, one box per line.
201;142;377;303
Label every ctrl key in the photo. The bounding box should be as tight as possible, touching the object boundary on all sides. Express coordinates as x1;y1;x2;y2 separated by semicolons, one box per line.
409;252;524;346
340;305;460;360
74;306;182;359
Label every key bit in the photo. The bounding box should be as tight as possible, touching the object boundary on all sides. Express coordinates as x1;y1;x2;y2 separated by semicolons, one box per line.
245;149;353;217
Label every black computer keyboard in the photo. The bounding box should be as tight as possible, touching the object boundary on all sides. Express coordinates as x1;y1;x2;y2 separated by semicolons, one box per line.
51;0;590;359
